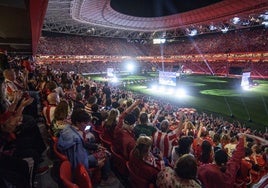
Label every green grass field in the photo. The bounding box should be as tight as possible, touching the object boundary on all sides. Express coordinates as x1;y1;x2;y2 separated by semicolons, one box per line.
91;73;268;131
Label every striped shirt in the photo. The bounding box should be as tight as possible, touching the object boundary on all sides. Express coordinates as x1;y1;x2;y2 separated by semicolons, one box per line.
153;129;178;158
2;79;18;102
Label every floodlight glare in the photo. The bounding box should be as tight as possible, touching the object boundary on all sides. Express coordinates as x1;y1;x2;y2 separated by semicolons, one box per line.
111;76;118;83
153;38;166;44
159;86;165;92
262;21;268;26
221;27;228;33
151;84;157;90
209;25;217;31
127;63;134;72
232;17;240;24
176;88;187;97
188;29;197;36
167;88;175;95
242;85;250;90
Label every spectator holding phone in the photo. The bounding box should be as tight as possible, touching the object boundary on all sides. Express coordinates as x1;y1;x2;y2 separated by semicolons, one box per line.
57;108;116;186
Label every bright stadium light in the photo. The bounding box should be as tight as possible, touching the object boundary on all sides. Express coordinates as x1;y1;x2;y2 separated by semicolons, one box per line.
159;86;166;93
151;84;157;90
188;29;197;36
209;25;217;31
176;88;187;97
127;63;134;72
242;85;250;90
153;38;166;44
232;17;240;24
111;76;118;83
221;27;229;33
167;87;175;95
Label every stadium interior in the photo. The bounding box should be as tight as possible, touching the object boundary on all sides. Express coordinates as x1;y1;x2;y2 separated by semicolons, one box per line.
0;0;268;188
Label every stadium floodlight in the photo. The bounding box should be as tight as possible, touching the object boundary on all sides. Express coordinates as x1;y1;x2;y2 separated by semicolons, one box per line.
127;63;134;72
209;25;217;31
159;86;165;93
125;60;137;73
221;27;229;33
262;21;268;26
167;88;175;95
151;84;157;91
111;76;118;83
259;12;268;20
176;88;187;98
188;29;197;36
232;17;240;24
153;38;166;44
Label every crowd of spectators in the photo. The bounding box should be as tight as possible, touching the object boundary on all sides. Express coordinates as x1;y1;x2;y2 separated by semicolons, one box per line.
36;59;268;78
1;24;268;187
35;26;268;78
37;27;267;56
1;54;267;187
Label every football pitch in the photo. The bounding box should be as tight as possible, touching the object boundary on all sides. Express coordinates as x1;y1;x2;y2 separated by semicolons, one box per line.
91;73;268;131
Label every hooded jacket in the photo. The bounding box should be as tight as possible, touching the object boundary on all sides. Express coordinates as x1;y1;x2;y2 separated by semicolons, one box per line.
57;125;97;169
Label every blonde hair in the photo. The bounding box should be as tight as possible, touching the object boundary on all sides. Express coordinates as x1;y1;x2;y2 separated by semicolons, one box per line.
105;108;119;127
133;135;152;159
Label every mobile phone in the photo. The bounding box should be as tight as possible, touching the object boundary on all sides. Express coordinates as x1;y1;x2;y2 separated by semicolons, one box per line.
85;125;91;131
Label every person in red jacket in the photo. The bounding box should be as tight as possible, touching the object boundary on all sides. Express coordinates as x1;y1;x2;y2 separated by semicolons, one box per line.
113;99;141;160
198;133;246;188
128;135;165;184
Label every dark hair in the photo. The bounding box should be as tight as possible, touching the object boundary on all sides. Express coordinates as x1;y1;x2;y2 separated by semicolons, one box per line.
71;109;91;125
131;107;140;119
91;103;99;112
175;136;193;157
87;95;97;105
139;113;148;124
245;147;253;157
175;154;197;179
214;149;228;172
45;81;57;91
54;100;69;121
200;140;212;164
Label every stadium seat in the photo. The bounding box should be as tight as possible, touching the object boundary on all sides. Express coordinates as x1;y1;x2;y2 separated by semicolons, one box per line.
110;146;128;177
92;125;104;143
126;161;155;188
99;134;112;149
86;167;102;185
75;163;93;188
53;140;68;161
59;160;79;188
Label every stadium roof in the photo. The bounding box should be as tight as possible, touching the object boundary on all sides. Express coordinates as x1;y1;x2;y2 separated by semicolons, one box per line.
0;0;267;55
43;0;268;39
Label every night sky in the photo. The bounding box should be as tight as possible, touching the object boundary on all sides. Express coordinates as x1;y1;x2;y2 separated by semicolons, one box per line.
110;0;222;17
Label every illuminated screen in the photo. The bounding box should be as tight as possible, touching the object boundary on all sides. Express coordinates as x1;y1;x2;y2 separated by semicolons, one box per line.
159;71;176;86
241;72;251;87
107;68;114;77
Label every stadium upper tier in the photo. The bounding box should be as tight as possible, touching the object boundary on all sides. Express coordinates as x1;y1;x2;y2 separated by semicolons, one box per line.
37;27;267;57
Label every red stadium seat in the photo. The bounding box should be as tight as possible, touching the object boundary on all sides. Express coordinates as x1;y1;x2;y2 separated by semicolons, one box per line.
75;163;93;188
60;160;79;188
110;146;128;177
99;134;112;149
92;125;104;143
53;140;68;161
126;161;155;188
